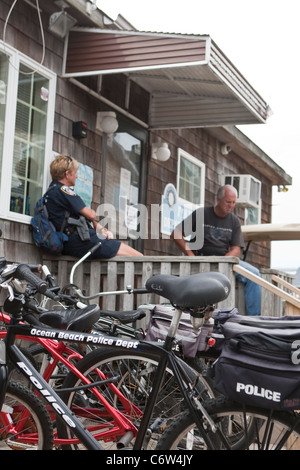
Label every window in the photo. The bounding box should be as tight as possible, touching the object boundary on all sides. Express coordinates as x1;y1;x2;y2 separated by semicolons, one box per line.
244;204;261;225
0;53;9;182
0;43;56;222
177;148;205;208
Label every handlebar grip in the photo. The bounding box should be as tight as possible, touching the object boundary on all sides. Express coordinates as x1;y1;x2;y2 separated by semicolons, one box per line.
89;242;102;254
27;264;42;273
15;264;48;294
132;288;149;294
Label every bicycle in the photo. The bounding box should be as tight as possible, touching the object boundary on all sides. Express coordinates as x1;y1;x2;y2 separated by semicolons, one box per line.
56;270;233;449
0;256;210;450
35;247;214;399
53;244;216;387
24;252;300;451
155;314;300;451
0;262;145;449
0;261;231;449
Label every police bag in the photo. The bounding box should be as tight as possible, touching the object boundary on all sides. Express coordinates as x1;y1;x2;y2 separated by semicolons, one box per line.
213;317;300;410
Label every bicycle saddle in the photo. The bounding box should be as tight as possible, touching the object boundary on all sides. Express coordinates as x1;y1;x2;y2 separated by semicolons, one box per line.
99;309;146;324
39;304;100;331
145;272;231;309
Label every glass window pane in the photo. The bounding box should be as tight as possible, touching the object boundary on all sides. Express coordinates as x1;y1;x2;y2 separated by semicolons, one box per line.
10;65;48;216
0;52;9;185
178;153;203;205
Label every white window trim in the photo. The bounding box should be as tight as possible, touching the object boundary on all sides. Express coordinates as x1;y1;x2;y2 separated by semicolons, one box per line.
0;41;56;223
176;148;205;210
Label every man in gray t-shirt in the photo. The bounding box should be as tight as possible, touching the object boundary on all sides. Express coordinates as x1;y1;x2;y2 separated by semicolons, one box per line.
171;185;261;316
179;205;244;256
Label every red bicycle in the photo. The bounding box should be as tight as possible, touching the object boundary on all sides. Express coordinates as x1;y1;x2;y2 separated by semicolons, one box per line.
0;261;143;449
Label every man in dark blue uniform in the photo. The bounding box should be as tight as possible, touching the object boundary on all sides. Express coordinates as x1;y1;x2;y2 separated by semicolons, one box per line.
45;154;142;259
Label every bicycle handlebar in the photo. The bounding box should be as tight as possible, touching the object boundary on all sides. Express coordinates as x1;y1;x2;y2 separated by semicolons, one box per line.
89;242;102;254
14;264;48;294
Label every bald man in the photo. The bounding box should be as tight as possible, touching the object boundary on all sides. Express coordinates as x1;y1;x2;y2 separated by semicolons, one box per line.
171;185;261;316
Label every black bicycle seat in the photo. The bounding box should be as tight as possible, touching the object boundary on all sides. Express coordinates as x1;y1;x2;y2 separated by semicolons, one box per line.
99;309;146;324
145;272;231;309
39;304;100;331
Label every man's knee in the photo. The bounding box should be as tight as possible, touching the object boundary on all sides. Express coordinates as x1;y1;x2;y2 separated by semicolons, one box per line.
239;260;260;277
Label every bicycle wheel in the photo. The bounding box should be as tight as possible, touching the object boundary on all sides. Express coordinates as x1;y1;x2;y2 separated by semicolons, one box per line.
57;347;210;450
156;397;300;450
0;381;53;450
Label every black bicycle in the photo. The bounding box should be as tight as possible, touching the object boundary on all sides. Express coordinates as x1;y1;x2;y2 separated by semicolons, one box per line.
0;261;231;449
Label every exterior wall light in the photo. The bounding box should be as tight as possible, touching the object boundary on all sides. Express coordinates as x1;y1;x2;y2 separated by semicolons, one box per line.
49;1;77;38
221;144;232;155
151;142;171;162
96;112;119;135
277;185;289;192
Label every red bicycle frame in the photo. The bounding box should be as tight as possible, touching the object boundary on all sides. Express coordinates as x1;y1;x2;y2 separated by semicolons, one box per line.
0;311;142;448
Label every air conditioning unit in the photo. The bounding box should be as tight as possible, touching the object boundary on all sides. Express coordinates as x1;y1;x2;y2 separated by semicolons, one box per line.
221;174;261;208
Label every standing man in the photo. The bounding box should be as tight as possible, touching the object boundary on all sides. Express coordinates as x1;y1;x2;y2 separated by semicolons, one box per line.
171;184;261;316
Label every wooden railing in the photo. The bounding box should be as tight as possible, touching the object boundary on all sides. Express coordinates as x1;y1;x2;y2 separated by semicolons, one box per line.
41;254;297;321
234;265;299;316
41;255;238;312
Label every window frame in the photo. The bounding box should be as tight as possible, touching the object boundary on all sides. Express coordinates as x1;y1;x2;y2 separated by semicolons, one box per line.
0;41;56;223
176;148;205;210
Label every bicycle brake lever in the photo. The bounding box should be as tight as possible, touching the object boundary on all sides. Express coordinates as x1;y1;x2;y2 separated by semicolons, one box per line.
0;281;15;301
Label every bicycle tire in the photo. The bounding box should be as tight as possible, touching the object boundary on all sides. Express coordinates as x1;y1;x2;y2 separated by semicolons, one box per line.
156;396;300;450
57;347;210;450
0;381;53;450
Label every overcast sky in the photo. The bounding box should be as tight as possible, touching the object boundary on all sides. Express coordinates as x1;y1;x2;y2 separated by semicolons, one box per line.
97;0;300;270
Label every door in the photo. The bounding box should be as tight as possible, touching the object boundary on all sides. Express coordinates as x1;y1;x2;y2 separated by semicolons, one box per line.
101;116;147;252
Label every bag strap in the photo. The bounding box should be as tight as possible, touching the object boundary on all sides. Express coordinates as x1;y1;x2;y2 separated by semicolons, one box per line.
44;184;70;233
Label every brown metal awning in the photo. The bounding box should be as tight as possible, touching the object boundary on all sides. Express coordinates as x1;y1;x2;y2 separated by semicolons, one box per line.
63;28;270;129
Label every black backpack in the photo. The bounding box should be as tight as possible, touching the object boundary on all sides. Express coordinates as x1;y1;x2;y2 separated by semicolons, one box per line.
31;186;69;254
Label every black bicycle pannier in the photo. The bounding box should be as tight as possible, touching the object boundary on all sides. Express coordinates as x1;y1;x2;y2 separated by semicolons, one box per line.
214;320;300;410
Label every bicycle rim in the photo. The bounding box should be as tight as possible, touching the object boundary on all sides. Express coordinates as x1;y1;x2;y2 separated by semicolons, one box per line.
156;400;300;450
0;381;53;450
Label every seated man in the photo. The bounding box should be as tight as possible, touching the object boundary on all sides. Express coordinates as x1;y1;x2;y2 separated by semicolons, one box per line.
171;184;261;316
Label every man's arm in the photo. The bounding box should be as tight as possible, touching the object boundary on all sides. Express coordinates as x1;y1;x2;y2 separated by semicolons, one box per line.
225;246;241;257
171;227;195;256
